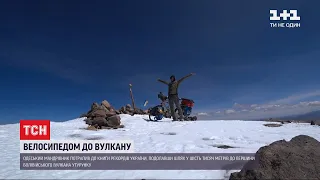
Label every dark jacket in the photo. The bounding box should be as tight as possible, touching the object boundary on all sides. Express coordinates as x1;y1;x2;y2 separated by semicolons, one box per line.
158;73;193;96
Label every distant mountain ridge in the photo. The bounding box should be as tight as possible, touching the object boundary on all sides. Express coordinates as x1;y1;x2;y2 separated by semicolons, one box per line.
274;110;320;122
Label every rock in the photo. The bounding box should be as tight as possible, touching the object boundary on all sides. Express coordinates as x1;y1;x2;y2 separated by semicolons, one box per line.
80;113;87;118
86;103;102;117
217;145;236;149
266;118;292;124
101;100;111;109
86;125;98;131
106;111;117;118
106;115;121;127
127;108;134;113
86;112;94;118
116;106;146;115
311;120;316;125
92;108;107;117
229;135;320;180
91;117;108;127
263;123;282;127
84;118;93;125
120;106;125;112
125;104;131;109
133;108;140;114
91;102;100;110
134;108;146;114
115;110;121;114
124;110;130;114
101;105;110;113
109;105;118;112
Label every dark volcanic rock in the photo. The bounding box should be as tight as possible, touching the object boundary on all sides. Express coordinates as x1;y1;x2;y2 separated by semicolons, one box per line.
120;106;125;112
86;103;102;117
266;118;292;124
101;100;111;109
82;102;100;117
229;135;320;180
101;105;110;113
106;111;117;118
118;104;147;115
84;118;93;125
125;104;131;109
123;110;130;114
92;108;107;117
91;117;107;127
217;145;236;149
263;123;283;127
91;102;100;109
281;120;291;124
106;115;121;127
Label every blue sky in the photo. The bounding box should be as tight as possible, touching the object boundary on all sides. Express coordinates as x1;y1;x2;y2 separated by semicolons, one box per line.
0;0;320;124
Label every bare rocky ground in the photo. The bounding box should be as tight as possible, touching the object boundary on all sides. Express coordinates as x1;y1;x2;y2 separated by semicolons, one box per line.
229;135;320;180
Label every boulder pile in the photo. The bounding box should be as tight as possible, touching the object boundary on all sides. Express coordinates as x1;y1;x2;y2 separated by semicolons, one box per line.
118;104;148;115
229;135;320;180
80;100;123;129
80;100;150;129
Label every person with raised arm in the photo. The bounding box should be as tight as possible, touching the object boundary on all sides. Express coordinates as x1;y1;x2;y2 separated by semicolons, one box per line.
157;73;195;121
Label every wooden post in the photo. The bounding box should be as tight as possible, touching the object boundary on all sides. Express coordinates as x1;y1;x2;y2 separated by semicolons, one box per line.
129;84;136;109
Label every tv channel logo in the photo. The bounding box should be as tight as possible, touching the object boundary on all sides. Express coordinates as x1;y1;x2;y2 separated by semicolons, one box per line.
270;10;301;28
20;120;50;140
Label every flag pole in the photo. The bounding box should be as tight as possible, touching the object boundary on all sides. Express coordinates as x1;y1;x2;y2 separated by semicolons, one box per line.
129;84;136;110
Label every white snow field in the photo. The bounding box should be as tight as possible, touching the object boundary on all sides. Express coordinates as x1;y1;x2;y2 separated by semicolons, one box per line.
0;114;319;179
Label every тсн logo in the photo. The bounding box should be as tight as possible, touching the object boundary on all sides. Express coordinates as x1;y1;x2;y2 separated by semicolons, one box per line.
20;120;51;140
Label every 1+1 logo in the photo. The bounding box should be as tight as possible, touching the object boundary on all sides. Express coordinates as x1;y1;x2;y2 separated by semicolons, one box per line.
20;120;51;140
270;10;301;28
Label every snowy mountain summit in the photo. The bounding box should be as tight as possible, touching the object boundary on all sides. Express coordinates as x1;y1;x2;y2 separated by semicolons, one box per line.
1;114;320;179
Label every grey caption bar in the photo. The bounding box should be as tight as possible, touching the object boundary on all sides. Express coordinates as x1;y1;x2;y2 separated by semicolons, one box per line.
20;153;255;170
